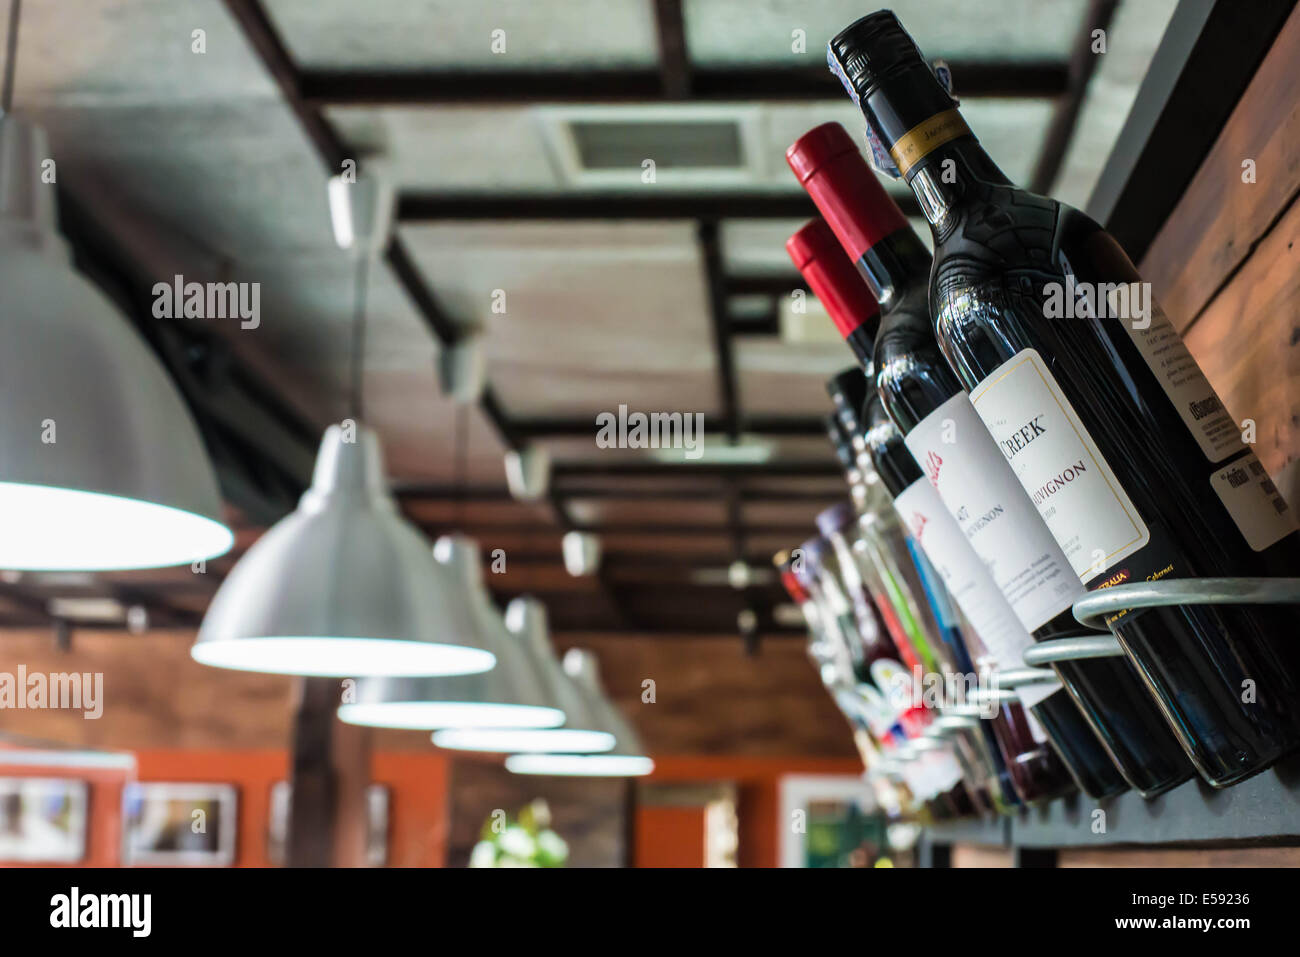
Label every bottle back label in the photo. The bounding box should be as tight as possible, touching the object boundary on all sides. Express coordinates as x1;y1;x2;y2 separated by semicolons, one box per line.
1074;233;1298;550
1209;456;1298;551
969;348;1150;580
892;476;1061;709
1119;300;1242;463
905;393;1084;632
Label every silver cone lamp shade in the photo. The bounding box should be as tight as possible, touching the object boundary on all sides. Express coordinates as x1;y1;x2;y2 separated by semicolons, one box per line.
505;648;654;776
0;117;232;571
431;597;617;753
192;426;494;677
338;538;563;729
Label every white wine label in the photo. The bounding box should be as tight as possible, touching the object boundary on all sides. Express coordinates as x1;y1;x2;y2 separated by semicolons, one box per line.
1209;454;1298;551
892;477;1061;709
905;393;1084;632
1120;302;1243;463
970;349;1150;580
898;753;934;799
921;748;965;796
869;658;916;720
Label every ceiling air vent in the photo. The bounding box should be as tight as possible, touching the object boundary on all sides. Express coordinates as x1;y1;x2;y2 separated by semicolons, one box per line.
538;106;763;187
570;119;743;170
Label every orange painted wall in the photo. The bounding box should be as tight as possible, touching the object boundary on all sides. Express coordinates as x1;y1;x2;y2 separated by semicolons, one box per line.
0;761;131;867
643;755;863;869
130;749;451;867
634;805;708;867
2;749;451;868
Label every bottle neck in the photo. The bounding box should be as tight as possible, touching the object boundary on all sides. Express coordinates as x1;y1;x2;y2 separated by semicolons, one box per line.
855;227;931;311
907;140;1012;229
858;68;1013;229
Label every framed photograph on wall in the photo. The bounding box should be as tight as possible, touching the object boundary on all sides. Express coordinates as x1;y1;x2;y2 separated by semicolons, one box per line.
267;781;390;866
0;777;88;863
122;782;237;866
778;775;883;869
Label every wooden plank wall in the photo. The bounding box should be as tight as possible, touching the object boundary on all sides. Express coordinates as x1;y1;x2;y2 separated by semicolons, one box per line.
1142;3;1300;495
1017;2;1300;871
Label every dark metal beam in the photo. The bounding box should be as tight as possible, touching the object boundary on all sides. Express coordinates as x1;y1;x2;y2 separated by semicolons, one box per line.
509;415;824;439
653;0;691;99
394;482;842;503
553;460;839;479
397;190;921;222
221;0;348;171
726;276;808;296
382;235;464;344
698;221;739;440
1029;0;1119;194
299;62;1070;107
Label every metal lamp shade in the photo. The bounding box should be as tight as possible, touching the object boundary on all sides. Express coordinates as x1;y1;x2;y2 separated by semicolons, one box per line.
192;426;494;677
430;597;617;753
338;539;564;729
505;648;654;777
0;117;232;571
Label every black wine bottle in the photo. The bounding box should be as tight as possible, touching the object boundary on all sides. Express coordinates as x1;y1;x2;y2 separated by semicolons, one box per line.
827;374;1073;806
792;216;1131;799
830;10;1300;787
786;132;1191;796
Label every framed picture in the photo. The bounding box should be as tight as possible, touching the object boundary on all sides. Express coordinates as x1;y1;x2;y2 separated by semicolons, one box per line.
778;775;883;869
122;782;237;866
0;777;88;863
267;781;390;866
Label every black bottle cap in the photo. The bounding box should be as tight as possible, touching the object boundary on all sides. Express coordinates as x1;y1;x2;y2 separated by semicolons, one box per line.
825;413;856;470
825;366;869;436
829;10;946;103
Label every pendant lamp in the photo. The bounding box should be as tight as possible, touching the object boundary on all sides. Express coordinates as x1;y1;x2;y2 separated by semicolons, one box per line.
0;116;232;570
191;426;494;677
505;649;654;777
337;539;564;729
430;597;617;753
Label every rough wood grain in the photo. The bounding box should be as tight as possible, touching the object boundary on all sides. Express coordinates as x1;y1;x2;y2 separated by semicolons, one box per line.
1184;193;1300;477
1141;5;1300;332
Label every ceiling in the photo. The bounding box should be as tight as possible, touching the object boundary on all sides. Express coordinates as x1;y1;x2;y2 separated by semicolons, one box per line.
0;0;1179;640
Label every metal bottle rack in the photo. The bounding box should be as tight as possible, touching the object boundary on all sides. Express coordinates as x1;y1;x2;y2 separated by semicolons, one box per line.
922;577;1300;855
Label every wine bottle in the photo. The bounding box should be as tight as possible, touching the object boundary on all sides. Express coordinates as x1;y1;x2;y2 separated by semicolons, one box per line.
789;543;978;817
823;385;1061;806
816;496;1019;811
861;390;1128;800
783;178;1186;795
778;552;918;819
830;10;1300;786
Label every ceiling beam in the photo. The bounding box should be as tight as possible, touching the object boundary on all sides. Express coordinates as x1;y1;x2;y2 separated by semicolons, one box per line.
698;221;740;440
222;0;348;171
397;191;920;221
394;483;842;503
653;0;691;99
510;415;825;439
299;62;1069;107
553;460;838;478
1030;0;1120;194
